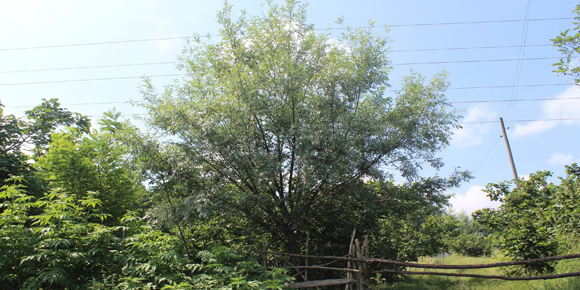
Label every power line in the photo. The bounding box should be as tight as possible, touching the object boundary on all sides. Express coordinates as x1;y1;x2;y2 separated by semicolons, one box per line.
80;113;580;124
450;96;580;104
111;115;580;124
459;117;580;124
320;18;574;31
376;17;573;28
393;56;560;66
389;43;552;53
388;83;572;92
0;74;186;86
0;56;562;75
6;96;579;110
506;0;533;124
0;62;175;74
446;83;572;90
472;136;502;173
4;101;144;109
0;71;571;88
0;37;189;52
0;17;572;52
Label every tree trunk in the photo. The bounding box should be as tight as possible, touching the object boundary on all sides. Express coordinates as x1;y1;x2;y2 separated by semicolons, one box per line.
285;229;305;280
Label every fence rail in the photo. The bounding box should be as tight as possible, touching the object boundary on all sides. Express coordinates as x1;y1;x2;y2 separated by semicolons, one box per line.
256;251;580;269
370;268;580;281
257;235;580;289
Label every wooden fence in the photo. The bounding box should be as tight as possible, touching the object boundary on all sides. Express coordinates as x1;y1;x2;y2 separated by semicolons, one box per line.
256;232;580;289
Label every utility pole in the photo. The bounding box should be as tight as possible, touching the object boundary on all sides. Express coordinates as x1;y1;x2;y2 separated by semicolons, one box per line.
499;117;518;185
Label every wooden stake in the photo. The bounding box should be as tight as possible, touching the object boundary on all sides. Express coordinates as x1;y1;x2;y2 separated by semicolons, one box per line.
345;228;356;290
305;232;309;282
355;239;366;290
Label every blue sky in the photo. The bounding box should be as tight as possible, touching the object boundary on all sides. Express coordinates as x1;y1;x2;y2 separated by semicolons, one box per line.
1;0;579;214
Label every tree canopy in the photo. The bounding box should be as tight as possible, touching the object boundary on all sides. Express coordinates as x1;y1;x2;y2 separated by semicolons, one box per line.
141;0;464;256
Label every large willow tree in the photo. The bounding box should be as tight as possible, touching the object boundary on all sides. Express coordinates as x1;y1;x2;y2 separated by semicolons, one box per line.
141;0;461;257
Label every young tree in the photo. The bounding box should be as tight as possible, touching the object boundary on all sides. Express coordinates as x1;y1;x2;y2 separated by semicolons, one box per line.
474;171;559;273
0;99;90;191
0;104;28;186
24;98;91;157
35;111;146;223
141;0;463;258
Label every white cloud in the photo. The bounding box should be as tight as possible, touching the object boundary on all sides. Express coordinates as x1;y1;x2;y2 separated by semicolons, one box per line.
512;86;580;138
545;87;580;120
547;152;574;166
512;120;556;138
451;104;497;148
449;185;501;214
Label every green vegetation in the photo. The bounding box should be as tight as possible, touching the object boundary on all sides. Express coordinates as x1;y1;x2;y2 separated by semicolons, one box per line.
372;253;580;290
140;0;464;262
552;3;580;85
0;180;292;289
474;165;580;274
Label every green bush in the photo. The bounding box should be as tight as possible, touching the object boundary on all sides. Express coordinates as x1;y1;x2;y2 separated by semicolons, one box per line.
1;183;292;290
448;233;492;257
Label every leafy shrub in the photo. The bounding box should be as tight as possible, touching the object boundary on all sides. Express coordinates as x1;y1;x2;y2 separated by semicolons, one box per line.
1;183;292;290
448;233;492;257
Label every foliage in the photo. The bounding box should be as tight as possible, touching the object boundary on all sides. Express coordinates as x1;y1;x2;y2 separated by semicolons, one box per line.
140;0;463;260
446;212;492;257
372;253;580;290
552;4;580;84
0;104;29;186
473;165;580;274
553;164;580;239
35;111;146;223
24;98;91;156
0;99;90;191
0;181;116;289
447;232;491;258
474;171;559;273
0;183;291;290
369;175;469;263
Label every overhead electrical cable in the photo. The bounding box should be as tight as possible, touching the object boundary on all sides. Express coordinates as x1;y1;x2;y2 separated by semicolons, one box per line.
6;96;580;110
0;17;572;52
459;117;580;124
0;56;561;75
360;17;573;28
451;96;580;104
472;136;503;173
78;114;580;124
393;56;560;66
0;74;571;88
0;62;175;74
0;74;186;86
506;0;532;123
446;83;572;90
389;43;552;53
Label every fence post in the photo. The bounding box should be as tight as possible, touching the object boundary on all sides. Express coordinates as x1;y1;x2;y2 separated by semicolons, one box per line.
305;232;309;282
345;228;356;290
355;239;368;290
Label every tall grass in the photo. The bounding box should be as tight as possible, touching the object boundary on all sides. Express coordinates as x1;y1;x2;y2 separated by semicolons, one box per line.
371;253;580;290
